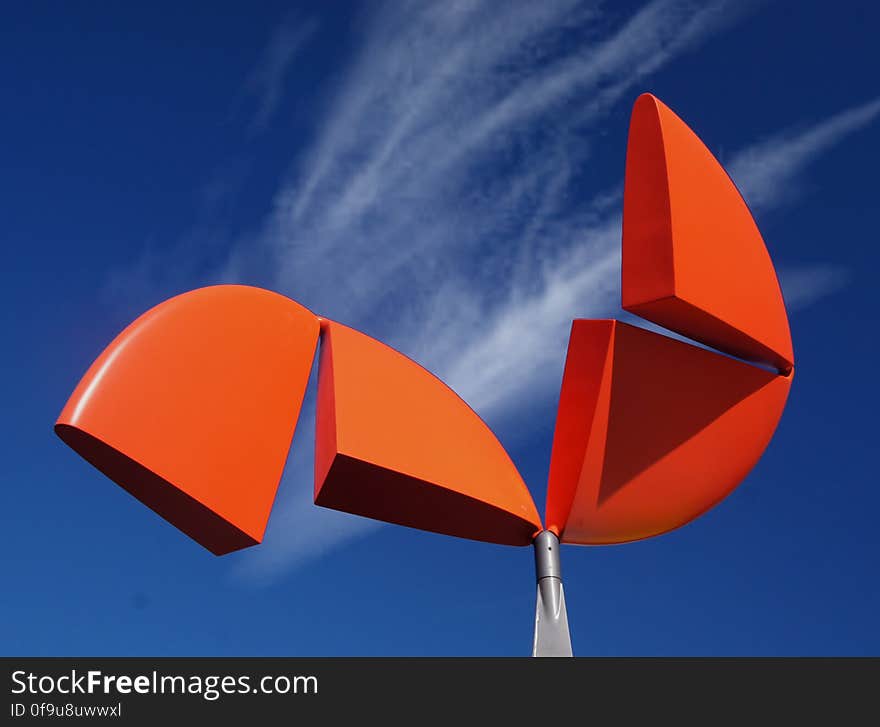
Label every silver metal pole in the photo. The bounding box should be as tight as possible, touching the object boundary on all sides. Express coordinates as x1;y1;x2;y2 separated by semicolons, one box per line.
532;530;573;657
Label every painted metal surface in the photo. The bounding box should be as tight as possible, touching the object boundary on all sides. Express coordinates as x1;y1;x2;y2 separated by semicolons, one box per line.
55;285;320;554
545;319;791;544
544;94;795;546
622;93;794;373
314;320;543;545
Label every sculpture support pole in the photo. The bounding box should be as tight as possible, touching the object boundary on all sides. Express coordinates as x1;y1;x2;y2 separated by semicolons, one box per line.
532;530;573;657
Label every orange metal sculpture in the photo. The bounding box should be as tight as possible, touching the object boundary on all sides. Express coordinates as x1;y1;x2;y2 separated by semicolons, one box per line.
55;286;320;554
622;94;793;373
55;93;794;656
315;319;542;545
544;319;791;545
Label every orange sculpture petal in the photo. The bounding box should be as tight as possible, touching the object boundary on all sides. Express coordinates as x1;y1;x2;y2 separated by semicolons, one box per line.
622;93;794;373
314;320;543;545
545;319;791;544
55;285;320;555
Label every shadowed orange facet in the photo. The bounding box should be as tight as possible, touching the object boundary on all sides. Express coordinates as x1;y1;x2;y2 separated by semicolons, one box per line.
622;93;794;372
315;320;542;545
545;320;791;544
55;285;320;554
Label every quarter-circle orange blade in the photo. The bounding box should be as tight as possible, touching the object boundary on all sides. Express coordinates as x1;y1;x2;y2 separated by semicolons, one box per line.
55;285;320;555
622;93;794;373
545;319;791;544
314;320;543;545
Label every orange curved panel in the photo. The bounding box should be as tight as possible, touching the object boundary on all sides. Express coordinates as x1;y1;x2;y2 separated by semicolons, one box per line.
545;319;791;544
622;93;794;373
314;320;542;545
55;285;320;555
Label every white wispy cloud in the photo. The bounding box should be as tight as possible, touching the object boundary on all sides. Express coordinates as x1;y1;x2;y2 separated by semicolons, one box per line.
727;96;880;211
778;264;852;312
245;16;318;132
253;0;753;323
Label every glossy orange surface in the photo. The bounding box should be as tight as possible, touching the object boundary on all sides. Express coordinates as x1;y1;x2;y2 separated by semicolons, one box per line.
545;320;791;543
55;285;320;554
622;93;794;373
314;320;543;545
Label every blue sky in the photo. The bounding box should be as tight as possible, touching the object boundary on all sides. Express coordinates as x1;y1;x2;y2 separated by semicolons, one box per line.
2;0;879;656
